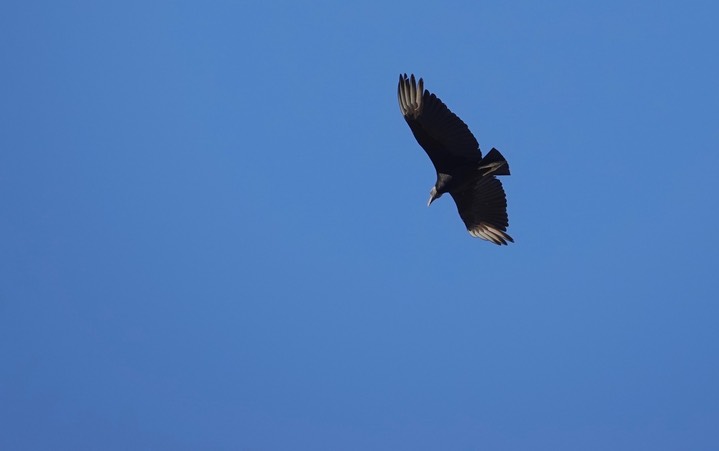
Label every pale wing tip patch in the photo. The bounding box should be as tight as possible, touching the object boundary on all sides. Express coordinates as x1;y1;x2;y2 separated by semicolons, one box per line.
398;73;423;117
468;224;514;245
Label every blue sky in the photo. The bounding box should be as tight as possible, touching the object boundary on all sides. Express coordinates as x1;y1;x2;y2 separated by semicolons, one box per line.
1;1;718;449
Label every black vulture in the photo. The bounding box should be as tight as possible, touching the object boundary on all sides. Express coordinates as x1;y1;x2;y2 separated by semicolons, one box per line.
397;73;514;245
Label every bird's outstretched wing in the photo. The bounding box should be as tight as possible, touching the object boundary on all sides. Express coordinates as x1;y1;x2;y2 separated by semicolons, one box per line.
397;74;482;172
449;176;513;245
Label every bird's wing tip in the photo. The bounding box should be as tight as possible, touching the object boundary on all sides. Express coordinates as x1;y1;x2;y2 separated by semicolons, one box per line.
468;224;513;245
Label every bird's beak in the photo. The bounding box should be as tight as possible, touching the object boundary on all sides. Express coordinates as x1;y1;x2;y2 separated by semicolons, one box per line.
427;187;438;207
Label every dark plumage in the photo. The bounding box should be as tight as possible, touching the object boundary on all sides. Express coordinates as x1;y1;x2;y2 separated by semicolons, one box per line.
397;73;513;245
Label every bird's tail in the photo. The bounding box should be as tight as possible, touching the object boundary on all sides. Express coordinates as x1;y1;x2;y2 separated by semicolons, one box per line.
479;148;510;176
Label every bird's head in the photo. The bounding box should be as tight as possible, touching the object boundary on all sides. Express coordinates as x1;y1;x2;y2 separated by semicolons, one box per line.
427;186;442;206
428;175;452;206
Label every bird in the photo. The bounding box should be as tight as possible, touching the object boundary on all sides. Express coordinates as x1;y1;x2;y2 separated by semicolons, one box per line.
397;73;513;245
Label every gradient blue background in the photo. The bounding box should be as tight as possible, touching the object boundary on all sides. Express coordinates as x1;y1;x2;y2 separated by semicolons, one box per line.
2;1;718;450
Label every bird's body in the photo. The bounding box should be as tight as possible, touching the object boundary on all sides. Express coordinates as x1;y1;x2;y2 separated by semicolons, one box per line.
397;73;513;245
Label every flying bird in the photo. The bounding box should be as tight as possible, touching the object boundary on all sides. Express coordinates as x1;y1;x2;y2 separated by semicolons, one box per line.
397;73;513;245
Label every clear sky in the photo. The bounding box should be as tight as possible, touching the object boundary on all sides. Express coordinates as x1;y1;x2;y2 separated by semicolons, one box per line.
1;1;718;450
